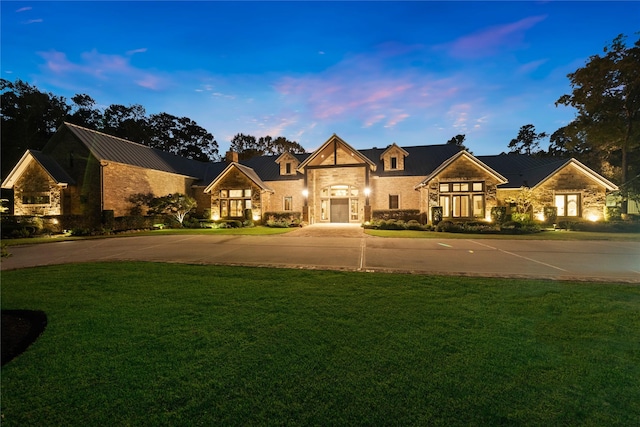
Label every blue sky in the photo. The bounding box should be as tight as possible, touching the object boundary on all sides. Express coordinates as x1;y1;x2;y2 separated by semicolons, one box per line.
2;1;638;156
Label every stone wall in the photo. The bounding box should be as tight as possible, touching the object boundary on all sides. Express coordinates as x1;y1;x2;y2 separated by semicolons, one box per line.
369;175;422;210
12;162;63;216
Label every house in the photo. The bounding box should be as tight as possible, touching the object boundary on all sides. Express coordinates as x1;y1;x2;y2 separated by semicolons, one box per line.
1;123;619;226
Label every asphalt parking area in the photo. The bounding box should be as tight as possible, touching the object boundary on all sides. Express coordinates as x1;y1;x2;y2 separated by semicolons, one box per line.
2;227;639;283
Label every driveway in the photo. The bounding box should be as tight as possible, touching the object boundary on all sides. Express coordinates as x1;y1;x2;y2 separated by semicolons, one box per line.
2;225;639;283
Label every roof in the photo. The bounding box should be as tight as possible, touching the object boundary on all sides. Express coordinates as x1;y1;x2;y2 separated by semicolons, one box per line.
60;122;209;179
416;150;508;188
476;154;569;188
240;153;311;181
1;150;76;189
203;162;275;193
362;144;462;177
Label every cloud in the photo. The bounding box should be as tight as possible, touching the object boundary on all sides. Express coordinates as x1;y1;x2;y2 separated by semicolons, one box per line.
126;48;148;55
274;46;462;130
16;7;32;12
37;49;168;90
23;19;43;24
445;15;547;58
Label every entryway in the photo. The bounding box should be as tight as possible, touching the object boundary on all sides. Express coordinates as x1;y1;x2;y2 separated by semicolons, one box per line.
330;198;349;223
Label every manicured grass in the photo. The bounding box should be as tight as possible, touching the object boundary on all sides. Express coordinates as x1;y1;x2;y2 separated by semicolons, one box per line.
2;263;639;426
365;228;640;241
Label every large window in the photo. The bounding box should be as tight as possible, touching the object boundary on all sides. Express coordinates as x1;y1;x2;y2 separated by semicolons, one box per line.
555;194;580;217
320;184;360;222
22;193;50;205
219;188;252;218
439;182;484;218
284;196;292;211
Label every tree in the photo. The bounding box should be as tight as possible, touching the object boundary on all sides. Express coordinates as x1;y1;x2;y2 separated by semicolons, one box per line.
556;33;640;192
508;124;548;155
150;193;197;225
101;104;149;143
1;79;70;177
66;94;102;130
446;134;470;152
230;133;305;160
148;113;219;161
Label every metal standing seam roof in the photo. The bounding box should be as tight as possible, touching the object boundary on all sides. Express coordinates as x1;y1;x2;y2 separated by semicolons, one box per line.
29;150;77;185
62;122;209;179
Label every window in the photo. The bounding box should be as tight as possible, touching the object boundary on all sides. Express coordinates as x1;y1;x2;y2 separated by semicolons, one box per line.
22;193;50;205
284;196;292;211
390;157;398;169
389;195;399;210
350;199;359;220
439;182;485;218
555;194;580;217
219;188;252;218
285;163;292;174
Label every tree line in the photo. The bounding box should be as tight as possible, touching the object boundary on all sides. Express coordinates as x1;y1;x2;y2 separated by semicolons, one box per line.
1;33;638;197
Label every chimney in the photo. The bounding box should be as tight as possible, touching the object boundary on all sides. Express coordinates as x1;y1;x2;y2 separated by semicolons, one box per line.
225;151;239;163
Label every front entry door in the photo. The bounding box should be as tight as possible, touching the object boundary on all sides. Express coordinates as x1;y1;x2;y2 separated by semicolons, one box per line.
330;198;349;223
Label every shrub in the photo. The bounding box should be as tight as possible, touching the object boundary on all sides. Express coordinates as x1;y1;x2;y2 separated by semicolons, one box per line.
490;206;507;223
372;209;421;223
431;207;443;224
511;212;530;223
435;220;455;232
263;212;301;228
543;206;558;224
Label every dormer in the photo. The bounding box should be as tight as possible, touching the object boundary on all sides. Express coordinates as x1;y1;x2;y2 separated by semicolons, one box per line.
380;143;409;171
275;151;300;176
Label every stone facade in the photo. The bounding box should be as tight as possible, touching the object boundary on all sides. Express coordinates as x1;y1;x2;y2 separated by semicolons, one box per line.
2;124;618;227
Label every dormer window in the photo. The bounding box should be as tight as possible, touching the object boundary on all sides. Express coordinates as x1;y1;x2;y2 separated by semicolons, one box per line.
276;152;300;176
380;143;409;172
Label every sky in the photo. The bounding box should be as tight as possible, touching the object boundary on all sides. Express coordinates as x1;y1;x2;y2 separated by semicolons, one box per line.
2;1;639;156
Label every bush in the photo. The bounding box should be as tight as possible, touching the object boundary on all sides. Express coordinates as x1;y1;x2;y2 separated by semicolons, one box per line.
263;212;302;228
435;220;455;232
511;213;530;223
372;209;421;223
431;207;443;224
543;206;558;224
490;206;507;223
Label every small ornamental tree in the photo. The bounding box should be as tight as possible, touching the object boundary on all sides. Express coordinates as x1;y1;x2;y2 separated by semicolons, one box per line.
150;193;197;225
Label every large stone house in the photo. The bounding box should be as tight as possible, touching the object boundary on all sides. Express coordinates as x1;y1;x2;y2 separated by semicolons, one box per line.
2;122;618;226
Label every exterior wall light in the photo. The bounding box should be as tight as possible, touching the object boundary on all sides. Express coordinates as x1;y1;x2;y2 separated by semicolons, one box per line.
364;187;371;196
302;189;309;198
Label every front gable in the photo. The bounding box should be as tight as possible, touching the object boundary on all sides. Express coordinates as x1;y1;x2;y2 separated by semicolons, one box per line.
534;159;618;191
204;162;274;194
275;152;301;176
416;151;507;189
297;134;376;172
380;143;409;172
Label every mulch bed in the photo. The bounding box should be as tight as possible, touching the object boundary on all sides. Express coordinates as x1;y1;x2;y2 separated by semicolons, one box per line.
1;310;47;366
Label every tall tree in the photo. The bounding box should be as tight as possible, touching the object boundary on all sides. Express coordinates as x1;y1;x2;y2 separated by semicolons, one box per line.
148;113;219;161
66;94;102;130
555;33;640;190
508;124;548;155
446;134;470;152
0;79;70;177
230;133;305;160
102;104;149;143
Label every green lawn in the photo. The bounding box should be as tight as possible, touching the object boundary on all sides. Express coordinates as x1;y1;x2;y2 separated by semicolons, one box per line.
2;263;639;426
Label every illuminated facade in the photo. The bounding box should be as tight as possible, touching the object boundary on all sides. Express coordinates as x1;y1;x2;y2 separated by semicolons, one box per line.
2;123;618;225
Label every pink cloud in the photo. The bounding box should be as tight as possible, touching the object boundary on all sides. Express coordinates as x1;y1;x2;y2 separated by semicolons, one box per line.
446;15;547;58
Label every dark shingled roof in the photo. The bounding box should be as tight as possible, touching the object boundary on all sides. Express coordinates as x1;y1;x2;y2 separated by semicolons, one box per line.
62;122;209;179
362;144;463;177
240;153;311;181
477;154;568;188
29;150;76;185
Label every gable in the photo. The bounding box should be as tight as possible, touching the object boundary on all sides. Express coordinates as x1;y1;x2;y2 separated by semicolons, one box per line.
298;134;376;171
380;143;409;171
416;151;507;189
204;162;274;194
2;150;75;189
275;152;301;176
535;159;618;191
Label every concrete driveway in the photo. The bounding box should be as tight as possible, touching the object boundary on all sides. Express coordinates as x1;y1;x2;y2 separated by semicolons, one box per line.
2;224;639;283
